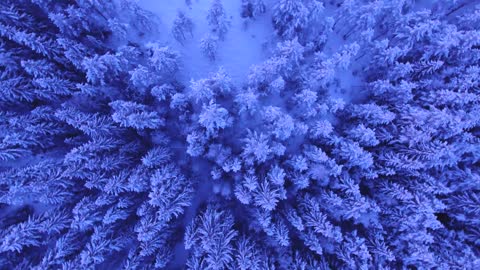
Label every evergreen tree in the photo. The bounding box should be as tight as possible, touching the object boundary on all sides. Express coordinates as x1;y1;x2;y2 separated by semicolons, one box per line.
200;34;219;61
207;0;230;40
172;11;194;44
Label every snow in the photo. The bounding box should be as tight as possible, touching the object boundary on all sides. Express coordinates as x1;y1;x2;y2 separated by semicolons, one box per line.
138;0;275;86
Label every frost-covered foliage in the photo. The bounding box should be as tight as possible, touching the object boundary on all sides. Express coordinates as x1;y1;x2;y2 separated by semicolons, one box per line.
1;0;480;269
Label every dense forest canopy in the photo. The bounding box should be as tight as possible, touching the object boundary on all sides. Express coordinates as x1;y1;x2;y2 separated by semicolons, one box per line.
0;0;479;269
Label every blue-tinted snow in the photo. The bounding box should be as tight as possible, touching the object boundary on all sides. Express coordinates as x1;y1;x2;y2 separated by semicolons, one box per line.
138;0;275;86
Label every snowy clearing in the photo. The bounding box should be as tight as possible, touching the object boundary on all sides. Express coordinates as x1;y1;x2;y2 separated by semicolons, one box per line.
138;0;275;86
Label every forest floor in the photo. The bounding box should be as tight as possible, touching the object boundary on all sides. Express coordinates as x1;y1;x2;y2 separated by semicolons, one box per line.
138;0;275;87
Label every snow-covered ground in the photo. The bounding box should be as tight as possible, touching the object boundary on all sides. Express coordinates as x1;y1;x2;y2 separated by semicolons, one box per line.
138;0;275;86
